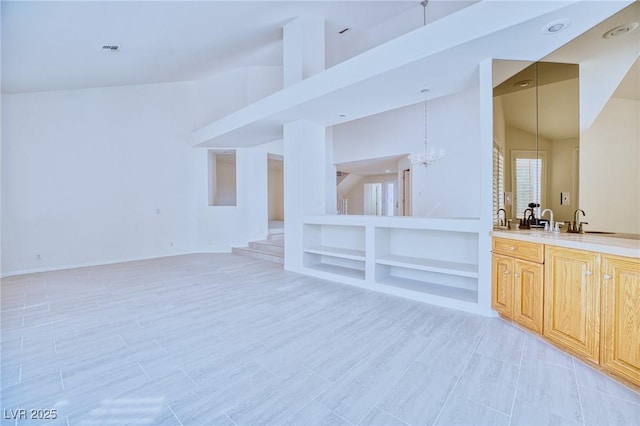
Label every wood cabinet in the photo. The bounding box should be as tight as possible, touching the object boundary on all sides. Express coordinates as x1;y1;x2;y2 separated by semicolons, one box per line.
492;237;640;388
601;254;640;386
544;246;601;363
513;259;544;333
492;239;544;333
492;254;513;316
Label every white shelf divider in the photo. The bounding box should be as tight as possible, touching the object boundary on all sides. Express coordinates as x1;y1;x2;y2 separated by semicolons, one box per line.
377;276;478;303
305;263;366;280
303;246;366;261
375;254;478;278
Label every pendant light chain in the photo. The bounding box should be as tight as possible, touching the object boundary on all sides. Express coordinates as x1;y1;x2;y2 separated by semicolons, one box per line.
407;0;445;167
422;0;429;155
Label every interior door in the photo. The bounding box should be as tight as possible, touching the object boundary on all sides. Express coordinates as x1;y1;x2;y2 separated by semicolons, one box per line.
402;169;411;216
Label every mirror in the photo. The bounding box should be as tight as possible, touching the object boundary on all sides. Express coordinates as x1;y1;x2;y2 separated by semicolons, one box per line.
493;2;640;234
493;61;580;226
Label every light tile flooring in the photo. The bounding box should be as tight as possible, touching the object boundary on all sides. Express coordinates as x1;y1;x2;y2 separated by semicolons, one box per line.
2;254;639;426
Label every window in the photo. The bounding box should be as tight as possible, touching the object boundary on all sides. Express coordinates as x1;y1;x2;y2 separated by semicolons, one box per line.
511;150;546;218
493;143;504;223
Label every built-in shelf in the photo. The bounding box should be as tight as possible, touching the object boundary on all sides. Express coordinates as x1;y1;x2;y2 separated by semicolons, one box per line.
304;262;366;280
376;254;478;278
377;276;478;303
300;215;485;313
304;246;365;261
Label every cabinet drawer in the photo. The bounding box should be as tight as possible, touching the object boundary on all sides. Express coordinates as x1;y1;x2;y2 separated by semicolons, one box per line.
492;238;544;263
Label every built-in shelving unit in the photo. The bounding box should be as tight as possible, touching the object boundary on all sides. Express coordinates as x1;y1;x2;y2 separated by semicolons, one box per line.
374;226;479;303
300;215;487;314
303;223;367;281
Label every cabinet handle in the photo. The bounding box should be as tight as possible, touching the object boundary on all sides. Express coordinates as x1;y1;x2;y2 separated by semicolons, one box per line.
585;270;593;276
510;246;515;251
604;274;612;280
505;270;510;274
514;273;520;278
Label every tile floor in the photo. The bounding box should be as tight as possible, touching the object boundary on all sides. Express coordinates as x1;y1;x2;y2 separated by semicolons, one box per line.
1;254;639;426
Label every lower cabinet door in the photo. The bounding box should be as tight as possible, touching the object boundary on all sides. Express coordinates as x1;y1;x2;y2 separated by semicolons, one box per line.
544;246;601;363
601;255;640;387
513;259;544;333
492;254;514;317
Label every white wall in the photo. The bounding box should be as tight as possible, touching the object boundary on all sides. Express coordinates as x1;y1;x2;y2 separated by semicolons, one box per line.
333;85;482;218
1;82;198;275
333;103;418;164
195;139;283;253
549;137;579;223
194;66;282;129
493;96;506;149
411;87;482;218
581;97;640;233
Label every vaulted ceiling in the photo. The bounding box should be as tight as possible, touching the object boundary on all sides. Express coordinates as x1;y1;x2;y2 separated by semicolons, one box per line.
1;1;477;93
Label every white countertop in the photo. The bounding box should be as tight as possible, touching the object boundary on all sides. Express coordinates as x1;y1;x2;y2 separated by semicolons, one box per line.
491;229;640;259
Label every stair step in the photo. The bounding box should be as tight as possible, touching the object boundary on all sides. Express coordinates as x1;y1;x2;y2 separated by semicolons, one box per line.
232;246;284;265
267;231;284;240
249;240;284;255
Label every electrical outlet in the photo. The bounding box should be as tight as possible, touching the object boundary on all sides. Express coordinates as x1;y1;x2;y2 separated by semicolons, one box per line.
504;192;513;205
170;242;174;247
156;208;161;215
561;192;570;205
36;254;41;261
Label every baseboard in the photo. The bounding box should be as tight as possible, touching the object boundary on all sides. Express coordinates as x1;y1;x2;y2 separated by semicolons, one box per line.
0;250;231;279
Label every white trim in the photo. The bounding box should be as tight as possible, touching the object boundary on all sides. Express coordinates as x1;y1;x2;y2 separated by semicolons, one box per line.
0;251;227;279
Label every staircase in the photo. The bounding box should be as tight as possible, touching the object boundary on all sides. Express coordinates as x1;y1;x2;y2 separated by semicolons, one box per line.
232;229;284;265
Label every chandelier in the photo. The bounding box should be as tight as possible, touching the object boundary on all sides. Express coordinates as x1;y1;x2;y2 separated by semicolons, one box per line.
408;0;446;167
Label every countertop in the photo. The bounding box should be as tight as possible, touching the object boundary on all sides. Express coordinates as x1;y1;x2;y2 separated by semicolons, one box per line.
491;229;640;259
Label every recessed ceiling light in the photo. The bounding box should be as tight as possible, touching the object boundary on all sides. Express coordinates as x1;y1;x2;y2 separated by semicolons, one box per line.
603;22;639;39
515;80;532;88
541;19;571;35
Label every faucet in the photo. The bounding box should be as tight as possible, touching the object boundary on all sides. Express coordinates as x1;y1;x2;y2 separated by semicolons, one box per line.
496;208;507;227
541;209;554;231
520;208;533;229
568;209;588;233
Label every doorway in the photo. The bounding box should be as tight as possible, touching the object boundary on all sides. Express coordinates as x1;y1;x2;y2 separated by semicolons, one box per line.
267;154;284;231
364;181;396;216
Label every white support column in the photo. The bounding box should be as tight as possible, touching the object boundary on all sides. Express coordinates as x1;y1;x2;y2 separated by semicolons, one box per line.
325;127;337;214
283;120;329;271
283;16;325;88
478;58;495;315
242;149;269;241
